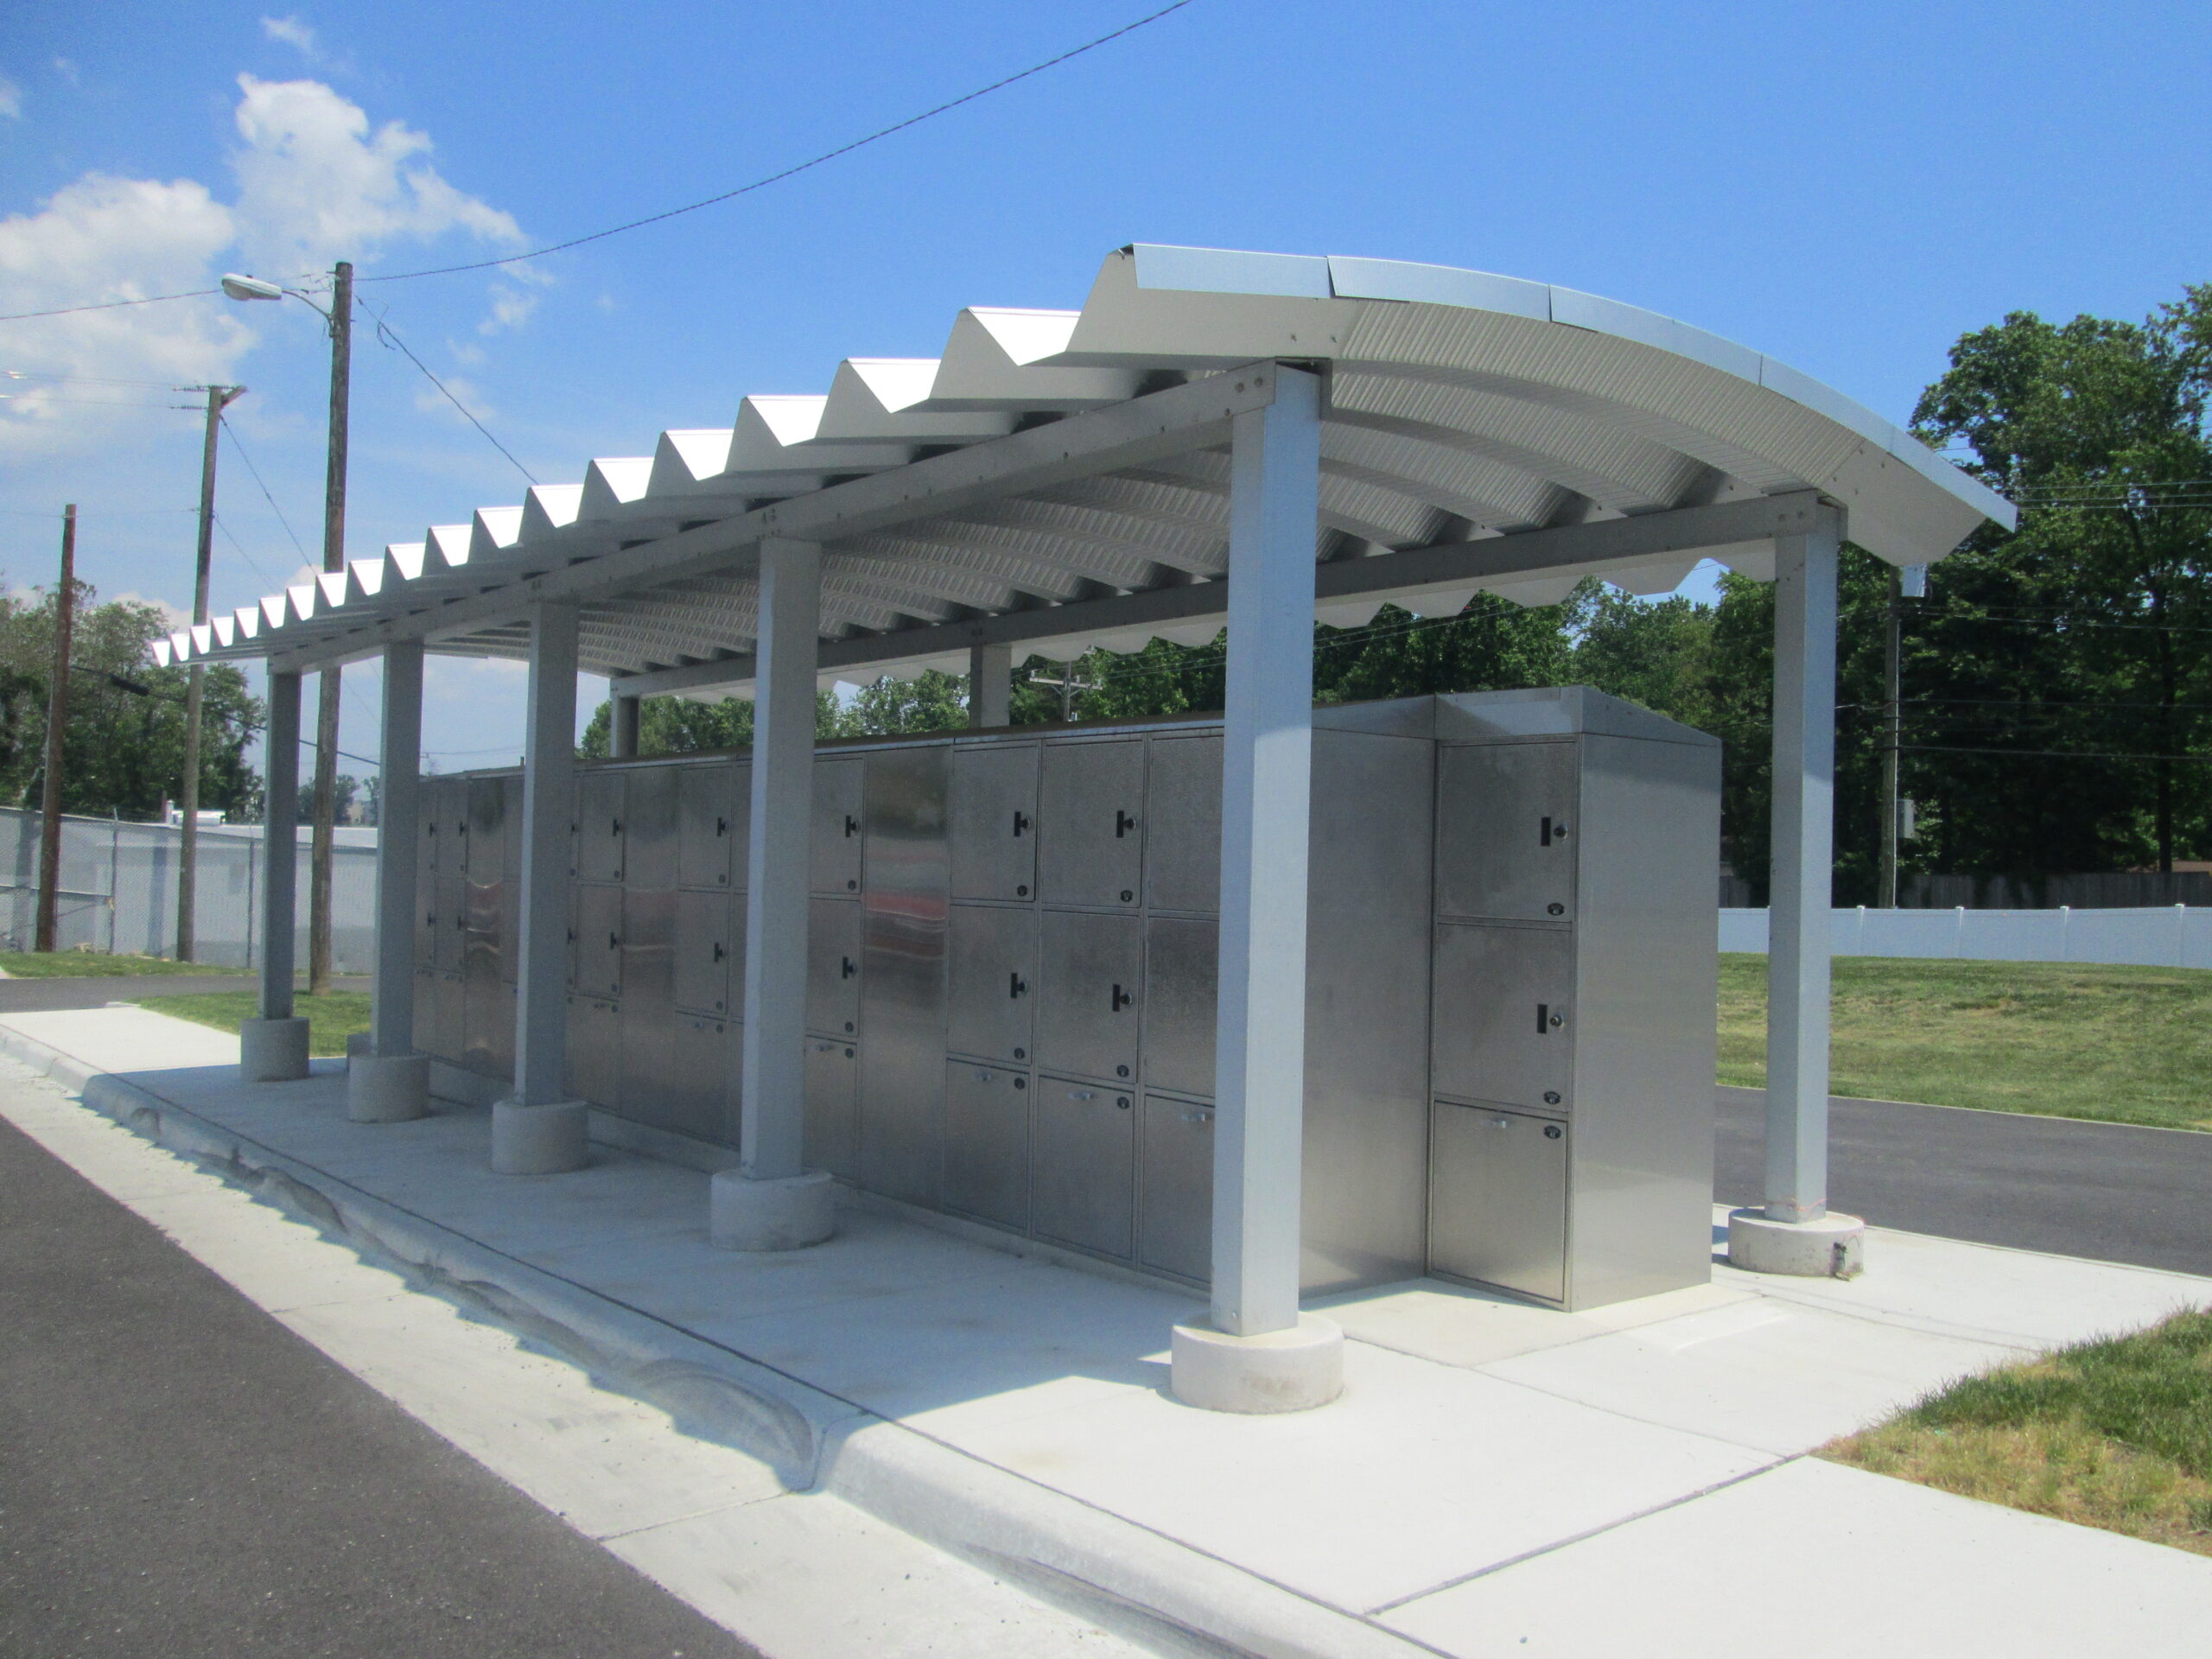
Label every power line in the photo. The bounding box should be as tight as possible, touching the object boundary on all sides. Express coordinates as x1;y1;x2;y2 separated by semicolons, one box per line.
0;288;221;326
3;368;191;389
210;512;285;591
363;303;538;485
364;2;1200;284
216;414;311;561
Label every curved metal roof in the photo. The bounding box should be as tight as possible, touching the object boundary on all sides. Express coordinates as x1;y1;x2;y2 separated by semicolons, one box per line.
162;245;2012;693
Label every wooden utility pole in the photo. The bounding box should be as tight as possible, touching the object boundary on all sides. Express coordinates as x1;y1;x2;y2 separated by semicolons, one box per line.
35;505;78;953
308;260;353;996
1877;567;1902;909
178;383;245;960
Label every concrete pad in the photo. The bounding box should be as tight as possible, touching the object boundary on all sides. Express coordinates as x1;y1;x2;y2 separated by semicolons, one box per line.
1483;1295;2024;1454
1381;1457;2212;1657
2;1006;240;1071
1317;1275;1754;1368
945;1340;1773;1613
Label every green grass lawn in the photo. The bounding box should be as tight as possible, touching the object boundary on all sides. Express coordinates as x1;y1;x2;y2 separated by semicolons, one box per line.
1720;954;2212;1132
1824;1310;2212;1558
135;991;372;1058
0;950;251;979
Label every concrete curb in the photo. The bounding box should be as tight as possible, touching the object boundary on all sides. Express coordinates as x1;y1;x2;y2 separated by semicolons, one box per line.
0;1024;1437;1659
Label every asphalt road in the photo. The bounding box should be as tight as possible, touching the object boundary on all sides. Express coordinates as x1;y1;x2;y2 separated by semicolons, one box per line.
0;974;371;1013
0;1111;757;1659
1716;1085;2212;1278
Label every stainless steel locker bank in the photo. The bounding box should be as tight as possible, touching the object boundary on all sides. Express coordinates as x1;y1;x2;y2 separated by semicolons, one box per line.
410;687;1719;1311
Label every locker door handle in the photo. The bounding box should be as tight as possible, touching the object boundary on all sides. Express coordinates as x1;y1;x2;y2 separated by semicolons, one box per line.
713;943;727;962
1541;816;1571;846
843;814;859;838
1115;809;1138;838
1008;972;1028;999
715;817;728;837
612;818;622;836
841;956;858;979
1536;1002;1565;1033
1068;1089;1096;1101
1182;1109;1215;1125
1012;810;1031;837
609;933;620;950
1111;982;1134;1011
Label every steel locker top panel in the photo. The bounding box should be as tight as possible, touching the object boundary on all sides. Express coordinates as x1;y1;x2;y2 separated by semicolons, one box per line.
811;755;865;894
575;770;626;883
1038;739;1145;907
947;904;1036;1065
807;897;863;1036
1140;1094;1213;1283
1036;909;1142;1084
942;1061;1029;1231
1435;740;1579;924
1143;916;1217;1100
1432;922;1574;1113
674;890;734;1015
1429;1102;1568;1303
622;764;679;891
677;763;741;891
1143;734;1222;914
949;744;1039;901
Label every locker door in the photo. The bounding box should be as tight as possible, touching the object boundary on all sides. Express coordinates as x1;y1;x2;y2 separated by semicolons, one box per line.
574;770;627;883
573;885;624;1000
565;995;620;1109
1036;910;1141;1083
1142;917;1217;1099
1431;923;1574;1111
946;905;1036;1064
1435;741;1579;923
949;745;1039;900
943;1061;1029;1229
1143;735;1222;913
1033;1077;1135;1258
810;755;864;894
804;1037;859;1178
622;765;677;891
414;791;439;966
1429;1103;1567;1302
806;898;862;1035
1038;740;1144;907
677;764;738;890
1141;1095;1213;1282
665;1015;733;1143
499;775;524;981
620;882;676;1124
674;891;733;1014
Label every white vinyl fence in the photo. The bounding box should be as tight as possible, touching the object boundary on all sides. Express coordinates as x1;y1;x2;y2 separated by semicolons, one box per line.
1720;906;2212;969
0;806;378;971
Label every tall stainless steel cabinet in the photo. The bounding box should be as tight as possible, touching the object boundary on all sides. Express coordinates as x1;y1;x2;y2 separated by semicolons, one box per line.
1427;687;1719;1311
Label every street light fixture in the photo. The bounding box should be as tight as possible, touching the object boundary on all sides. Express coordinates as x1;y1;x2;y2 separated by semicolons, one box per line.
220;273;285;302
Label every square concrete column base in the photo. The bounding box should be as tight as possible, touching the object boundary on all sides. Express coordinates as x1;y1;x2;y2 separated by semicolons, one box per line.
1728;1207;1866;1278
709;1168;836;1251
239;1016;311;1082
1171;1313;1344;1414
347;1052;429;1123
491;1099;589;1175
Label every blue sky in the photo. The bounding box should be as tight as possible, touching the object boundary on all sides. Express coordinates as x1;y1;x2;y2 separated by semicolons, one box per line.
2;0;2208;780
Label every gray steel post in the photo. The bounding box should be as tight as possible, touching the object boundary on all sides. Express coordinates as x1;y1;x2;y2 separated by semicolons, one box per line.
260;671;302;1021
372;640;423;1055
514;602;579;1106
1766;518;1840;1223
968;642;1011;728
1210;365;1320;1338
740;537;821;1182
610;693;640;759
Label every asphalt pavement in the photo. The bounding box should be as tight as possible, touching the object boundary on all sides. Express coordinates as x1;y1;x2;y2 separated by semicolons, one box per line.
1716;1085;2212;1277
0;974;370;1013
0;1110;756;1659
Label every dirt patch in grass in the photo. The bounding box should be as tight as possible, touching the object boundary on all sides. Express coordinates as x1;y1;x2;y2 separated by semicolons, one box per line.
1822;1310;2212;1557
1719;954;2212;1131
135;991;371;1058
0;950;251;980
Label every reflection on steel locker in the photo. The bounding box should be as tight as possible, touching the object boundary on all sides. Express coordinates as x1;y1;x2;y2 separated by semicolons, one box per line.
1037;910;1141;1082
1429;1102;1567;1302
1038;740;1143;906
810;756;864;893
1143;735;1222;913
575;771;626;882
946;904;1035;1063
677;763;742;889
565;995;619;1108
1142;917;1217;1099
573;885;623;999
665;1015;731;1142
1141;1095;1212;1281
1435;741;1578;923
673;890;733;1014
1033;1077;1134;1258
1432;923;1573;1110
806;897;862;1034
949;745;1038;900
943;1061;1028;1229
804;1038;858;1178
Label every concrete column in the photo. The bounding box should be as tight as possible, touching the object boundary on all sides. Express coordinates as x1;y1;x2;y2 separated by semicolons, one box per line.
494;601;588;1173
241;669;309;1081
610;692;641;759
1171;364;1342;1413
1729;513;1865;1277
350;640;428;1122
717;537;835;1249
968;642;1011;728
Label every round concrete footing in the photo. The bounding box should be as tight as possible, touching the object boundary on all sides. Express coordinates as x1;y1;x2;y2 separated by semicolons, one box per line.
1170;1314;1345;1414
238;1016;311;1083
345;1031;372;1065
1727;1207;1866;1278
491;1099;589;1175
709;1168;837;1251
347;1051;429;1124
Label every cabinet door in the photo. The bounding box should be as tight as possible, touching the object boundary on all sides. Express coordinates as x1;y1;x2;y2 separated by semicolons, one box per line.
573;885;625;1000
1143;917;1217;1099
806;897;862;1036
674;891;733;1014
804;1037;858;1178
947;905;1036;1064
810;756;865;894
1037;910;1141;1083
565;995;620;1109
434;862;467;972
944;1061;1029;1229
622;765;677;892
1432;924;1574;1111
1141;1095;1214;1282
665;1015;734;1143
950;745;1039;900
677;764;738;890
1038;740;1144;907
575;771;627;883
1033;1077;1135;1258
1435;741;1578;923
1429;1102;1567;1302
1144;735;1222;913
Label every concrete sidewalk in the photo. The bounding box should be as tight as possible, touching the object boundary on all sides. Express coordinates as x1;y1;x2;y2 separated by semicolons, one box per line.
4;1004;2209;1656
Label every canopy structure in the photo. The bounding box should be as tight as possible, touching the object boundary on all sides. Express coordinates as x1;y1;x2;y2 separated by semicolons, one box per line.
158;245;2012;689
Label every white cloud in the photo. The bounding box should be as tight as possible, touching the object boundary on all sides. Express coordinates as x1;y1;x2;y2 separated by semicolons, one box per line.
111;590;192;629
53;59;79;87
414;373;489;422
260;16;319;57
0;77;22;120
478;283;538;334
